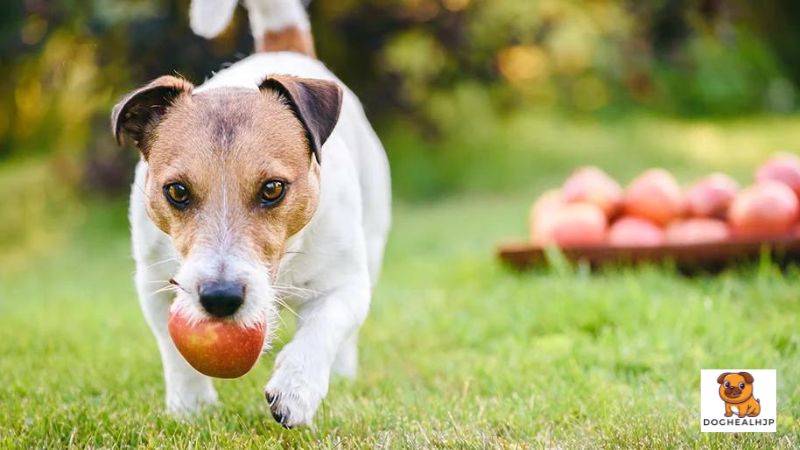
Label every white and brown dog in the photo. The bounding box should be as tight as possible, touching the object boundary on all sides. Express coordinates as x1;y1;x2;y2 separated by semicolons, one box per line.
112;0;390;427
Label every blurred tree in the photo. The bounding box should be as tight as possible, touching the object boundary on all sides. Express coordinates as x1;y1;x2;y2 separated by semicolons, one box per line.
0;0;798;193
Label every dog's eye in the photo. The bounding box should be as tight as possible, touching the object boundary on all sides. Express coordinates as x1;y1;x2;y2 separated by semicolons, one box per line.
260;180;286;206
724;381;730;388
164;183;191;209
739;383;745;389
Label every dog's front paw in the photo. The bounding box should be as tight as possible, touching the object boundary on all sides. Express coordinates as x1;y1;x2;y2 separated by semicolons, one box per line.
264;350;328;428
265;389;321;428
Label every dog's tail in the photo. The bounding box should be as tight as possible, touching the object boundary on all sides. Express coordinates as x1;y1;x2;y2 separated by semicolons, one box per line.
189;0;315;57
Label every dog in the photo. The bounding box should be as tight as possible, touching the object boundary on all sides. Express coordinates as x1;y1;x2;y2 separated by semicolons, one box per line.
717;372;761;418
112;0;391;428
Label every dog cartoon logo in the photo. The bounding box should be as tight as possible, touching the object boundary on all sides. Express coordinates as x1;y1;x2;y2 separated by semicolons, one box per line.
717;372;761;418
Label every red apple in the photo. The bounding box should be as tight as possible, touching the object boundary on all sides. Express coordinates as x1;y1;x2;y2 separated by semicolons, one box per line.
756;154;800;197
168;304;266;379
529;189;563;246
729;181;799;237
549;203;607;247
665;218;730;245
608;216;665;247
624;169;684;225
685;173;739;219
562;166;623;217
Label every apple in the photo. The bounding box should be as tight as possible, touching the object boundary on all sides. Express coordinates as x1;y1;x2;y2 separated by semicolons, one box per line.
548;202;607;247
529;189;563;245
756;154;800;196
729;181;799;237
562;166;623;217
685;173;739;219
624;168;684;225
608;216;665;247
168;304;266;379
665;218;730;245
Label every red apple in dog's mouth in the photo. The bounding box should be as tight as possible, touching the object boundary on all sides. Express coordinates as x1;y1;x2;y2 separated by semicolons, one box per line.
168;303;266;379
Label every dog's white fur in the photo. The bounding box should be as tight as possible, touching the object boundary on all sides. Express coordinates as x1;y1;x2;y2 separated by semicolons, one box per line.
131;0;390;427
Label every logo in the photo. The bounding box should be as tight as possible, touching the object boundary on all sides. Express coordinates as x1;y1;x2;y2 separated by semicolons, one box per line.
700;369;776;432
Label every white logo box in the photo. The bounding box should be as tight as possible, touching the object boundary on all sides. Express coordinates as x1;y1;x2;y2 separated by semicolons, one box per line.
700;369;776;433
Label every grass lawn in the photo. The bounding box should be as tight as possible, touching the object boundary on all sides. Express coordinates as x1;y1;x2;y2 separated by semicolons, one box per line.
2;115;800;447
1;195;799;448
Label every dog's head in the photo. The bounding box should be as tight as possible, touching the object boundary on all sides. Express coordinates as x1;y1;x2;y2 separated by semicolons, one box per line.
717;372;754;404
112;75;342;328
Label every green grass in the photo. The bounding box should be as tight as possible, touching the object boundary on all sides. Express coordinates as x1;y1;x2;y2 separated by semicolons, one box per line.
1;194;799;448
3;113;800;447
385;112;800;200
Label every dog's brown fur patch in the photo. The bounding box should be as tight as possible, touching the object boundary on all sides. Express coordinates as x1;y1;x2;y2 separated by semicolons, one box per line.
111;76;195;155
258;26;315;57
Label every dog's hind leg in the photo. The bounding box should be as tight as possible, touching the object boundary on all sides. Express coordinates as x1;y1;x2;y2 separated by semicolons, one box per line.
243;0;315;56
191;0;315;56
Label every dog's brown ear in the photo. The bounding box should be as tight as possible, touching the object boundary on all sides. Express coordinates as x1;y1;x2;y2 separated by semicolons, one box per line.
259;75;343;163
111;75;194;156
717;372;730;384
739;372;754;383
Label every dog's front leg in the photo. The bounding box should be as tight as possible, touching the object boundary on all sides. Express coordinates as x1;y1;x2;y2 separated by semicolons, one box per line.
265;277;370;428
135;266;218;415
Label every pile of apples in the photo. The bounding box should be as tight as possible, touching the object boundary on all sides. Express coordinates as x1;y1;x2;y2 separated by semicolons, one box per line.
530;154;800;248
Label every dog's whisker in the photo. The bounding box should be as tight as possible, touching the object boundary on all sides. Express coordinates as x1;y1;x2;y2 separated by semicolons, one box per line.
272;284;319;297
273;283;316;293
133;182;152;201
152;287;177;295
142;257;180;270
274;298;301;320
274;311;290;331
151;285;179;295
169;278;191;294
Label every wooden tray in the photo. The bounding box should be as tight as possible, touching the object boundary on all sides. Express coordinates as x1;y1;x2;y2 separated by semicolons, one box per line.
497;234;800;272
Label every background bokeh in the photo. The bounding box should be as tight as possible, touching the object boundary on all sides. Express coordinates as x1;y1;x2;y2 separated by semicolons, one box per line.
3;0;800;269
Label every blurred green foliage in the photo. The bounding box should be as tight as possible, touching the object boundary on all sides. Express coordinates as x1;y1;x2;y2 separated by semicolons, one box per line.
0;0;800;253
2;1;798;157
3;1;799;162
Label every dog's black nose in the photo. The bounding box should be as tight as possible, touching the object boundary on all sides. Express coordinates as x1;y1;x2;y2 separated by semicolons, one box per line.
199;281;244;317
